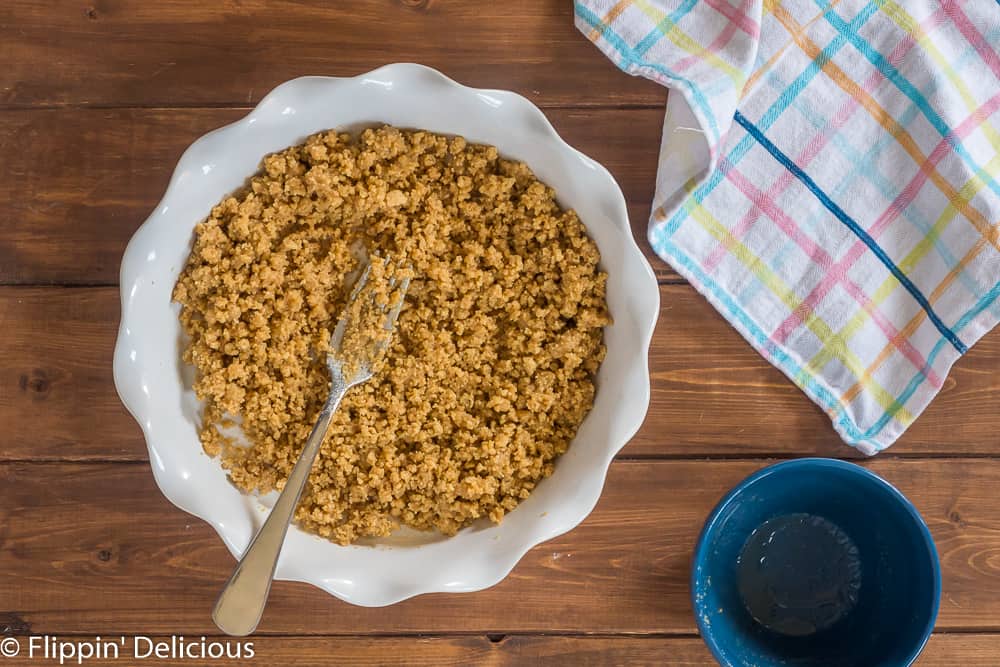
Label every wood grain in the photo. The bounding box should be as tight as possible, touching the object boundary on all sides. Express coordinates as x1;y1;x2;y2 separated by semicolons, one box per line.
1;459;998;635
0;1;665;109
0;634;992;666
0;107;674;285
2;287;996;462
0;288;139;461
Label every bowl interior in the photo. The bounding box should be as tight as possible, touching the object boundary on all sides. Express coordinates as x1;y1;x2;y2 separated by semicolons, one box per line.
692;459;940;667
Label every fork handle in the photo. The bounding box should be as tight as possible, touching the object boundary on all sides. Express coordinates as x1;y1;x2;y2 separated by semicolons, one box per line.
212;380;348;636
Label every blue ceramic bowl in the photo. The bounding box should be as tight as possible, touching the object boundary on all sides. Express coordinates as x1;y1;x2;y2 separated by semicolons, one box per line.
692;459;940;667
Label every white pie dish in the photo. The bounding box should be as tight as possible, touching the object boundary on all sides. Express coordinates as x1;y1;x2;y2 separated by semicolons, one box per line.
113;63;659;607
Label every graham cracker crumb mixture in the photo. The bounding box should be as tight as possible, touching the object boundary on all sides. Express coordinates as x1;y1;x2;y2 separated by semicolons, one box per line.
173;126;610;545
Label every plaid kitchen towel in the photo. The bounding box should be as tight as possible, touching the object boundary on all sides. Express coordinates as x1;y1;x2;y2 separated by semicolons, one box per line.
576;0;1000;453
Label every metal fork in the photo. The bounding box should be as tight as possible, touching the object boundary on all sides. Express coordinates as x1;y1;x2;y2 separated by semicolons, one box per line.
212;257;411;636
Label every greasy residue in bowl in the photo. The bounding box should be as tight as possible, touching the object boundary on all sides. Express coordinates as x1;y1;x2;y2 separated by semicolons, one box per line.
736;513;862;637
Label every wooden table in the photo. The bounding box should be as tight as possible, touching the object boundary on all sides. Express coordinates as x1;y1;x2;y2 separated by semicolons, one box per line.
2;2;998;665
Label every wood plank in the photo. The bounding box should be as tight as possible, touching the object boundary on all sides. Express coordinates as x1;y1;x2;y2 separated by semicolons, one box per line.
0;0;666;108
1;459;998;634
0;107;673;285
0;288;140;461
2;286;998;462
0;634;991;666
